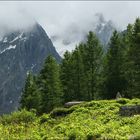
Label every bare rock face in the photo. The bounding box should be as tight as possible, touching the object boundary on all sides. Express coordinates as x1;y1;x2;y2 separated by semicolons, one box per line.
119;105;140;116
0;23;61;114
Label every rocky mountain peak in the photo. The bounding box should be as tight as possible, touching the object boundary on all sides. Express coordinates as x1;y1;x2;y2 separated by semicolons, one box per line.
0;23;61;114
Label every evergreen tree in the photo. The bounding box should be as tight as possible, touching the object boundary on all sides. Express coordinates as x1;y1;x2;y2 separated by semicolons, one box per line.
60;51;73;102
69;46;85;101
61;47;86;102
125;18;140;98
20;72;40;111
84;31;103;100
103;31;126;99
39;55;63;113
61;32;103;102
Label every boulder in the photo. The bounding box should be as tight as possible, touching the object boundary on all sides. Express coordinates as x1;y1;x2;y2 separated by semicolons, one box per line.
64;101;84;108
119;105;140;116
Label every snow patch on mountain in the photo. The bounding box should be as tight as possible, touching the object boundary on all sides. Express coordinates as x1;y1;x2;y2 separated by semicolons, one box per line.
0;45;16;54
10;33;24;43
3;37;7;43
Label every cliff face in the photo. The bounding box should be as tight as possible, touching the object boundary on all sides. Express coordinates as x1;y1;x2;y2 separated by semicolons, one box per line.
0;23;61;114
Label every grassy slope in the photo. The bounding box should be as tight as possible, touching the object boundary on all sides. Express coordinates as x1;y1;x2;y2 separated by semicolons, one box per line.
0;98;140;140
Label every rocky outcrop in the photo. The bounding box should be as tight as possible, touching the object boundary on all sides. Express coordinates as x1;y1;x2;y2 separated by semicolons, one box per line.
119;105;140;116
0;23;61;114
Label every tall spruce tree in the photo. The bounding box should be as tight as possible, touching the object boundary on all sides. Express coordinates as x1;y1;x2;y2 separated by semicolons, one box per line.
60;51;73;102
69;46;85;101
103;31;126;99
84;31;103;100
39;55;63;113
125;18;140;98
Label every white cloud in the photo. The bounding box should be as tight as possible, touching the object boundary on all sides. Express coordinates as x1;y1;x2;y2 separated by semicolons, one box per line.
0;1;140;54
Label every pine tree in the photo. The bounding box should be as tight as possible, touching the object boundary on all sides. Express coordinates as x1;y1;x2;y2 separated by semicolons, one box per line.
61;47;86;102
39;55;63;113
61;32;103;102
103;31;126;99
125;18;140;98
84;31;103;100
69;46;85;101
60;51;73;102
20;72;40;111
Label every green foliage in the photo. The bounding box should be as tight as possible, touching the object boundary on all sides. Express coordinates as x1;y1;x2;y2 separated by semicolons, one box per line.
50;107;75;118
0;109;36;125
39;55;63;113
102;30;127;99
61;32;103;102
20;55;63;114
0;99;140;139
20;18;140;115
20;72;41;112
124;18;140;98
116;98;130;104
39;114;50;124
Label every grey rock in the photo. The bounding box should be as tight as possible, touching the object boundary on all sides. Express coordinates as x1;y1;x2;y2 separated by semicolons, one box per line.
0;23;61;114
64;101;84;108
119;105;140;116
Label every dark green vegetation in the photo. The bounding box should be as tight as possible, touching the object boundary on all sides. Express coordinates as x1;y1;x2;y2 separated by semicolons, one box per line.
1;18;140;139
0;99;140;139
20;18;140;114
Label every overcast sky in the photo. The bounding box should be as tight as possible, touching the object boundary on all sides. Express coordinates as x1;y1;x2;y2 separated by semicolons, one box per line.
0;1;140;54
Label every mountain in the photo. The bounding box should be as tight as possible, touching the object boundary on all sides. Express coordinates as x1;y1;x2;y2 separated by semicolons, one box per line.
0;23;61;114
94;13;115;46
51;14;116;56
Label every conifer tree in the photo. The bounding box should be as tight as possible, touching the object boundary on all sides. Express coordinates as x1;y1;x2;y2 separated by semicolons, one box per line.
20;72;40;111
103;31;126;99
69;46;85;101
39;55;63;113
84;31;103;100
125;18;140;98
61;32;103;102
60;51;73;102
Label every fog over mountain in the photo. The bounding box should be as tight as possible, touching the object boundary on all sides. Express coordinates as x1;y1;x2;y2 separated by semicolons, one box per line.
0;1;140;55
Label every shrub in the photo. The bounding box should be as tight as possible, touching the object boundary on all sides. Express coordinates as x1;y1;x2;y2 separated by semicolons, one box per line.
86;132;101;140
40;114;50;124
0;109;36;125
116;98;129;104
50;107;75;118
68;132;76;140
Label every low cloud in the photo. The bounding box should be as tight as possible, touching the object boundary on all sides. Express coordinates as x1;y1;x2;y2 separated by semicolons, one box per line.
0;1;140;54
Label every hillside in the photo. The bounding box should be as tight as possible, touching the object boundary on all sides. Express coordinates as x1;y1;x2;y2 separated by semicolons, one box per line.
0;98;140;139
0;23;61;114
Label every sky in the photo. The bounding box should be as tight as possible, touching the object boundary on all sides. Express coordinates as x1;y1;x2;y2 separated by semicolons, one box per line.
0;1;140;55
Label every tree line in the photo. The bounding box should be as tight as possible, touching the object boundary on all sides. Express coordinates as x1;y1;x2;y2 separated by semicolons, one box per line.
20;18;140;114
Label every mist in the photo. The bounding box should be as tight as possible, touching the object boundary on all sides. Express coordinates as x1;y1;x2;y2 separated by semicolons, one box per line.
0;1;140;54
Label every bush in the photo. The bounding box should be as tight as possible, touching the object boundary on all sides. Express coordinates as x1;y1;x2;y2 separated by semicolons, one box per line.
40;114;50;124
86;132;101;140
0;109;36;125
116;98;129;104
50;107;75;118
68;132;76;140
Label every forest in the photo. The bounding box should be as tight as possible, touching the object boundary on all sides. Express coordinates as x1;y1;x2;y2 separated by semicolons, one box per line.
0;17;140;140
20;18;140;114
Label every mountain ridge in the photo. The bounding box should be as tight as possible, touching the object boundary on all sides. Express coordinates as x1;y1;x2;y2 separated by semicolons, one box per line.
0;23;61;114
